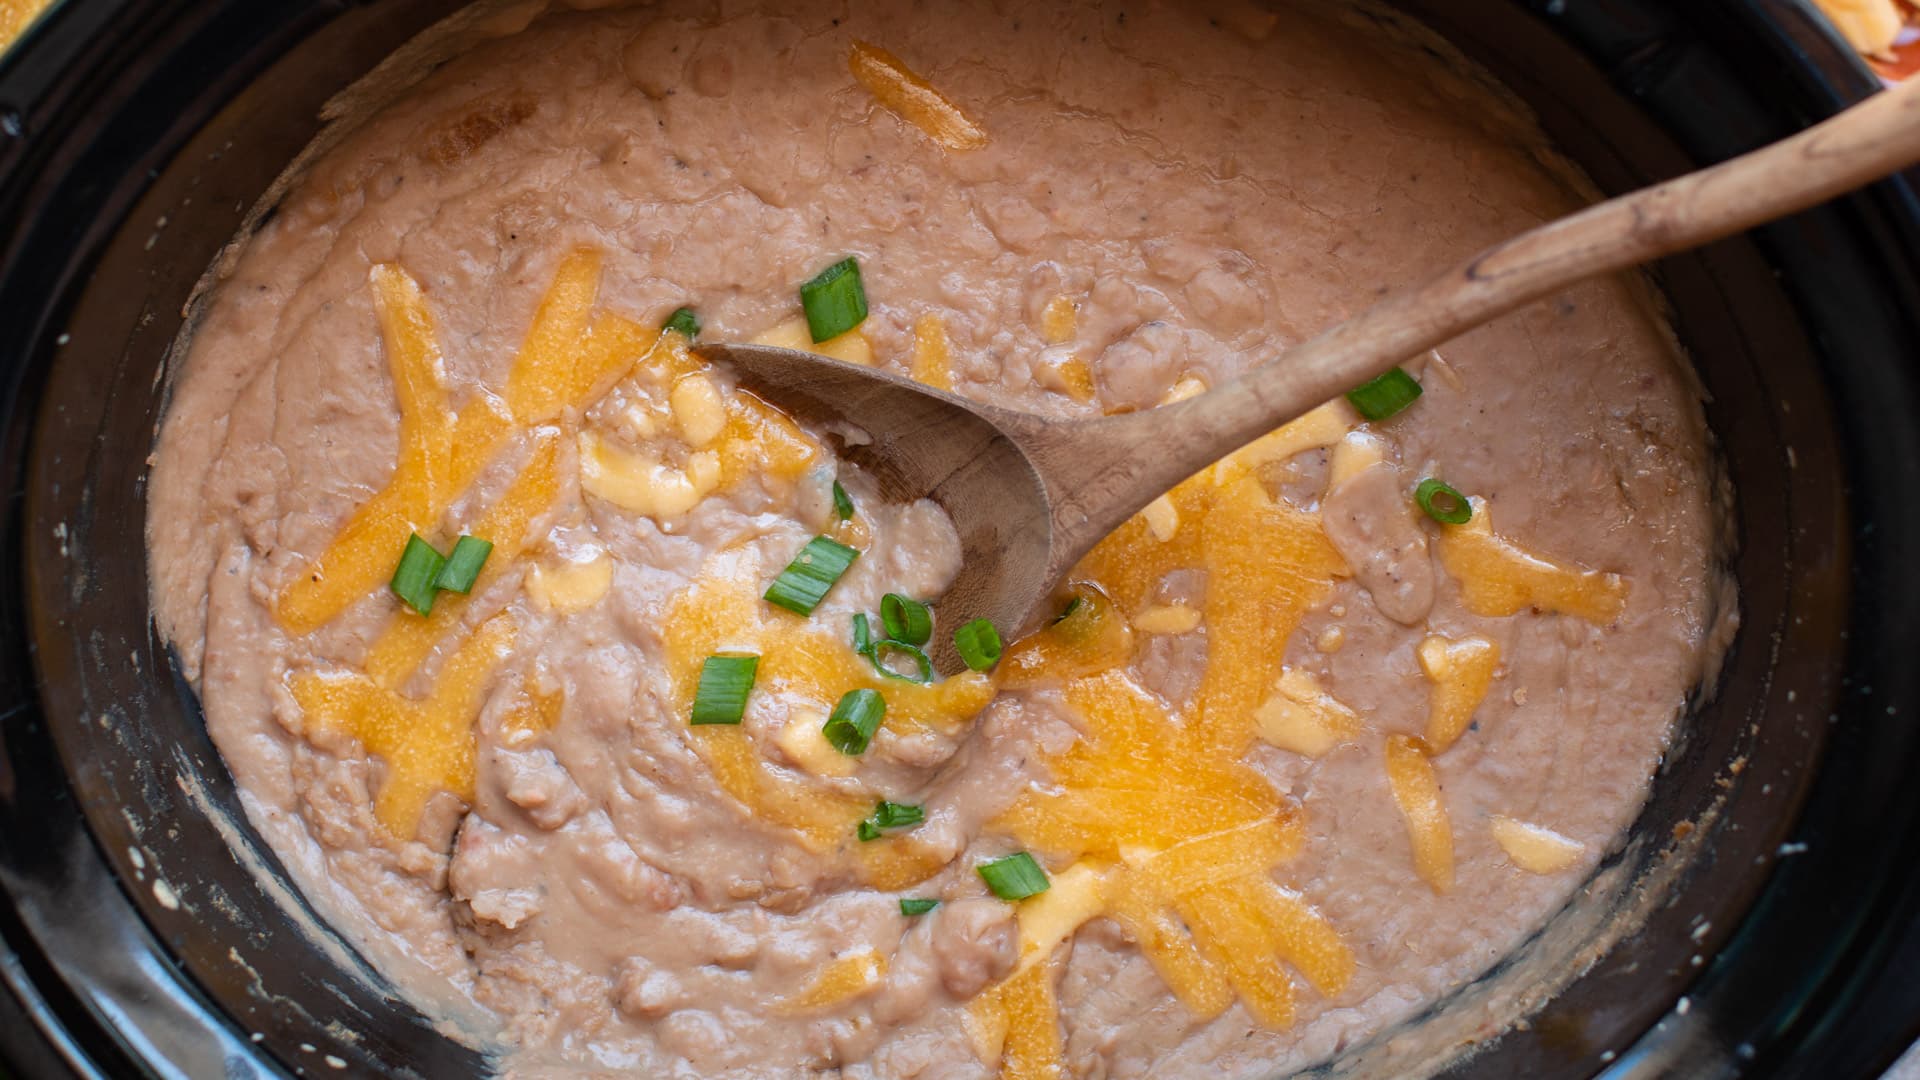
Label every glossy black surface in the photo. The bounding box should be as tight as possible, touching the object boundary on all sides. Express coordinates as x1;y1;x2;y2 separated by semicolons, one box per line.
0;1;1915;1077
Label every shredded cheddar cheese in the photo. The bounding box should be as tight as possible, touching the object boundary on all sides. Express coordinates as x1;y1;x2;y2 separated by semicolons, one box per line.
275;249;633;634
1385;734;1453;893
910;313;956;390
1040;295;1078;344
1415;634;1499;753
361;432;562;689
848;40;989;152
1435;498;1629;624
1490;815;1585;873
294;615;514;836
1013;863;1110;976
1255;669;1362;758
1131;603;1200;636
661;568;991;866
990;668;1350;1057
498;685;563;750
525;553;614;613
783;949;888;1012
752;315;875;366
1045;353;1097;402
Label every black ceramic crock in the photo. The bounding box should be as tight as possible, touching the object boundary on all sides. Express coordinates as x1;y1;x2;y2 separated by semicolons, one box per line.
1;1;1917;1077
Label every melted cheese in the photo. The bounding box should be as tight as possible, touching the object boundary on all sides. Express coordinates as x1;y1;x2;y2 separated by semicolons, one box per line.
288;255;656;837
1104;875;1234;1019
1131;603;1200;636
751;314;875;366
275;250;642;634
1416;634;1499;753
1040;295;1078;344
1139;494;1180;542
293;615;514;837
909;313;956;391
968;958;1063;1080
1119;817;1306;900
580;433;722;520
783;949;887;1012
773;708;857;778
1327;430;1387;489
1014;863;1110;976
363;432;562;689
1435;499;1629;624
662;569;990;866
991;669;1349;1042
1211;399;1352;486
847;40;989;152
1255;669;1362;758
1044;353;1097;402
526;553;614;613
1490;815;1585;873
1160;376;1208;405
669;372;728;447
979;404;1363;1068
1385;734;1453;893
498;685;563;750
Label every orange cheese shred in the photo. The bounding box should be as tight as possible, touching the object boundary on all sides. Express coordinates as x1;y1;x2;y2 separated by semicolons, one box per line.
909;313;956;391
364;433;562;688
848;40;989;152
1435;499;1629;624
293;615;514;837
1384;734;1454;892
1415;634;1499;753
995;958;1066;1080
1104;873;1234;1019
275;250;649;634
781;949;887;1012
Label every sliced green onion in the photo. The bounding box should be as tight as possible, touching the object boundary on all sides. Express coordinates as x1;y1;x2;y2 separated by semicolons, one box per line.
434;535;493;595
765;536;860;615
1414;478;1473;525
954;619;1003;672
867;640;933;685
390;534;447;616
899;898;940;916
690;654;759;725
662;306;701;339
978;852;1050;900
1345;367;1423;421
873;801;924;828
880;593;933;646
852;612;874;656
858;800;925;841
824;688;885;755
832;479;855;521
800;257;868;343
1051;597;1082;625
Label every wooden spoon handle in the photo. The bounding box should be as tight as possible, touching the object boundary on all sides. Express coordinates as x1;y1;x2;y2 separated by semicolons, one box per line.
1029;75;1920;567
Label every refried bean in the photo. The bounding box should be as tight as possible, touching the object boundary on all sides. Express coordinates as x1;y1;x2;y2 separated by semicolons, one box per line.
146;1;1733;1076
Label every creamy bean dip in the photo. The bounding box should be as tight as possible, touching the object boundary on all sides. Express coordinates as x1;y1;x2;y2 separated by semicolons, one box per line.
148;1;1730;1076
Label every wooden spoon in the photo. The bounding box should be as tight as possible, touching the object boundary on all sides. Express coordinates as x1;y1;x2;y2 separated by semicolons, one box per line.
700;76;1920;670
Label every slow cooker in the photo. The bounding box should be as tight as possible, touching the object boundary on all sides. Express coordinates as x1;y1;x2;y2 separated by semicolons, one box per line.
1;0;1917;1076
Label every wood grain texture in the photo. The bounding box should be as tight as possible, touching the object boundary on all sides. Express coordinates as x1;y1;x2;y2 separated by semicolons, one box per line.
702;75;1920;659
